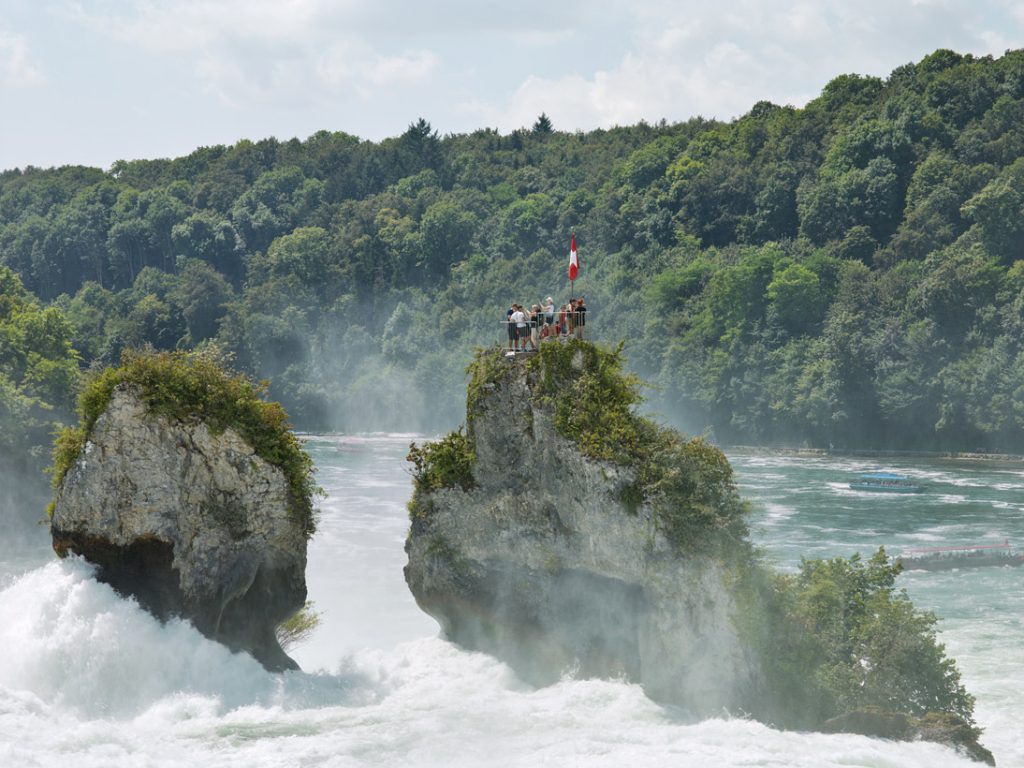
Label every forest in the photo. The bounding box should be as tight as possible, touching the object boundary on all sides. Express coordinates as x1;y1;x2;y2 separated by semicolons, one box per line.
4;47;1024;502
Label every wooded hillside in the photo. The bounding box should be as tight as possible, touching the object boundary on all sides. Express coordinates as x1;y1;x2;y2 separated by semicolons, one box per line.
3;48;1024;452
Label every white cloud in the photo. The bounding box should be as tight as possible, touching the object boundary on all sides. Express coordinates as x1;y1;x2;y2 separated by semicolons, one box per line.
785;3;831;37
58;0;438;106
320;43;438;89
466;48;763;134
60;0;328;52
656;20;702;53
463;0;1021;134
7;0;1019;170
0;29;45;86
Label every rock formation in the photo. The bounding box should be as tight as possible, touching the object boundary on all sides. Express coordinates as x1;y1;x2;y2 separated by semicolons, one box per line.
405;341;992;763
405;344;758;714
51;385;308;671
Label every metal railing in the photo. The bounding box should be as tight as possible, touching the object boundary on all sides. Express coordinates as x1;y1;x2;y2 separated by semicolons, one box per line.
500;311;589;351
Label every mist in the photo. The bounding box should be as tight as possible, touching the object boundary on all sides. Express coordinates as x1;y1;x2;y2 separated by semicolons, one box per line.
0;458;52;561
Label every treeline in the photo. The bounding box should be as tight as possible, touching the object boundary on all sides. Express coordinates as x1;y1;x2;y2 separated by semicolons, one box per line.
2;48;1024;455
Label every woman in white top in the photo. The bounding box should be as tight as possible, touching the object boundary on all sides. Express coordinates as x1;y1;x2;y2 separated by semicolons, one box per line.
544;296;555;326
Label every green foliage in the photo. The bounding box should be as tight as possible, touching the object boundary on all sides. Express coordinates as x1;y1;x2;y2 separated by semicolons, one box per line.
524;341;748;550
3;48;1024;448
465;345;509;425
528;340;644;462
275;601;321;651
0;266;79;488
740;549;976;730
407;428;476;494
49;348;318;537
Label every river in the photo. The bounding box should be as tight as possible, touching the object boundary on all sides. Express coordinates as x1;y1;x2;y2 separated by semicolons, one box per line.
0;436;1020;767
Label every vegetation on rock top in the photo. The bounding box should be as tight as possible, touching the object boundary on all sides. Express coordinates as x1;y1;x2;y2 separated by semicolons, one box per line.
526;340;749;550
49;348;318;537
423;341;748;552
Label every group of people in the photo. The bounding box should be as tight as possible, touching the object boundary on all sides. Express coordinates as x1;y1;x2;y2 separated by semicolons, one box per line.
506;296;587;353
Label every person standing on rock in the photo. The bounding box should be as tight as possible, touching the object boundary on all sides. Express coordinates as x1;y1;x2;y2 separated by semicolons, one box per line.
544;296;556;327
511;304;527;351
506;302;516;351
575;297;587;339
529;304;542;351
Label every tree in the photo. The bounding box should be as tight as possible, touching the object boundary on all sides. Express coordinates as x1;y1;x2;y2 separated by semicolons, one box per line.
418;200;477;281
532;113;554;134
755;549;976;728
961;157;1024;261
767;263;826;335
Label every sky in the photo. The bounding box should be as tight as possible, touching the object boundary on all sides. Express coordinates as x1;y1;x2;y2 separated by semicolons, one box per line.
0;0;1021;172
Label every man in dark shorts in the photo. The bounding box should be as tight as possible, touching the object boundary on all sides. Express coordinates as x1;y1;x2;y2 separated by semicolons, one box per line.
575;297;587;338
507;302;516;350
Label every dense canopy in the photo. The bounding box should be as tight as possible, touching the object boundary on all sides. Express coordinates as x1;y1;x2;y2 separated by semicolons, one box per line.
2;48;1024;454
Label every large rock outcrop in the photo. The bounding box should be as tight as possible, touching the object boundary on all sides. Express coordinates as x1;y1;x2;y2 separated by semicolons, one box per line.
404;345;758;714
51;385;307;671
404;342;992;763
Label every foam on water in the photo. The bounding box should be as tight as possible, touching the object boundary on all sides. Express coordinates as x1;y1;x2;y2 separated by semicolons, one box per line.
0;562;981;768
1;439;1018;767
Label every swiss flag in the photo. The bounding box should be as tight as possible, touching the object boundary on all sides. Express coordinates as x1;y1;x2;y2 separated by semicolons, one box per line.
569;233;579;281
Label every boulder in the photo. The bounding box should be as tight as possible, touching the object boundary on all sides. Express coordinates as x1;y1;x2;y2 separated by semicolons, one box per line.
823;711;995;766
51;385;307;671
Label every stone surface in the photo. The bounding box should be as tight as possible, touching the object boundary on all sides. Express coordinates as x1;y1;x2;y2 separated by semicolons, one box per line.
404;355;758;714
51;386;307;671
823;711;995;766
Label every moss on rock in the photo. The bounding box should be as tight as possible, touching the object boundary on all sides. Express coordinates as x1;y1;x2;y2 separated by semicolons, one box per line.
524;340;749;552
49;348;318;538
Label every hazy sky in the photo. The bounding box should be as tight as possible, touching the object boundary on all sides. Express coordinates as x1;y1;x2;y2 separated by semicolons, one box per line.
1;0;1021;171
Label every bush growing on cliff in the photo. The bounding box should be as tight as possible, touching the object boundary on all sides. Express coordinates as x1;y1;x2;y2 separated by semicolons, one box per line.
525;341;749;549
739;549;976;732
276;601;321;651
407;428;476;494
49;348;319;537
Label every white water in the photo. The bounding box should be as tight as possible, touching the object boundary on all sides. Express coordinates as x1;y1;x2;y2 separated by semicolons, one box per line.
1;437;1018;767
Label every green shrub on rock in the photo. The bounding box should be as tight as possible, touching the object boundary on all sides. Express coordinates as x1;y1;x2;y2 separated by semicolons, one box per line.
49;348;319;537
739;548;977;736
524;340;749;551
407;428;476;494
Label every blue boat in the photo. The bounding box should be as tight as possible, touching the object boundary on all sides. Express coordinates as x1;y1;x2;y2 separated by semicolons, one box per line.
849;472;924;493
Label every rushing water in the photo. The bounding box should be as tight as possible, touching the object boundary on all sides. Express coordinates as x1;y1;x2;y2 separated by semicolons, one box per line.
1;436;1021;767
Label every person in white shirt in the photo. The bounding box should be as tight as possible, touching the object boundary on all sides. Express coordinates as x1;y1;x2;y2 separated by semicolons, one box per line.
511;305;527;351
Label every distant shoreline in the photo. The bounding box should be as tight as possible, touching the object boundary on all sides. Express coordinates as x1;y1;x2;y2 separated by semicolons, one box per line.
723;445;1024;467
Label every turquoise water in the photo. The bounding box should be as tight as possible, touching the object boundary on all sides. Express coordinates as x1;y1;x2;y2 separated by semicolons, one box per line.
0;438;1018;767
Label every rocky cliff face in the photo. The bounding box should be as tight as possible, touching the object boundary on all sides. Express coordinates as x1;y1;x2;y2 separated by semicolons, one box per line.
51;386;307;671
404;343;993;764
404;349;758;714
